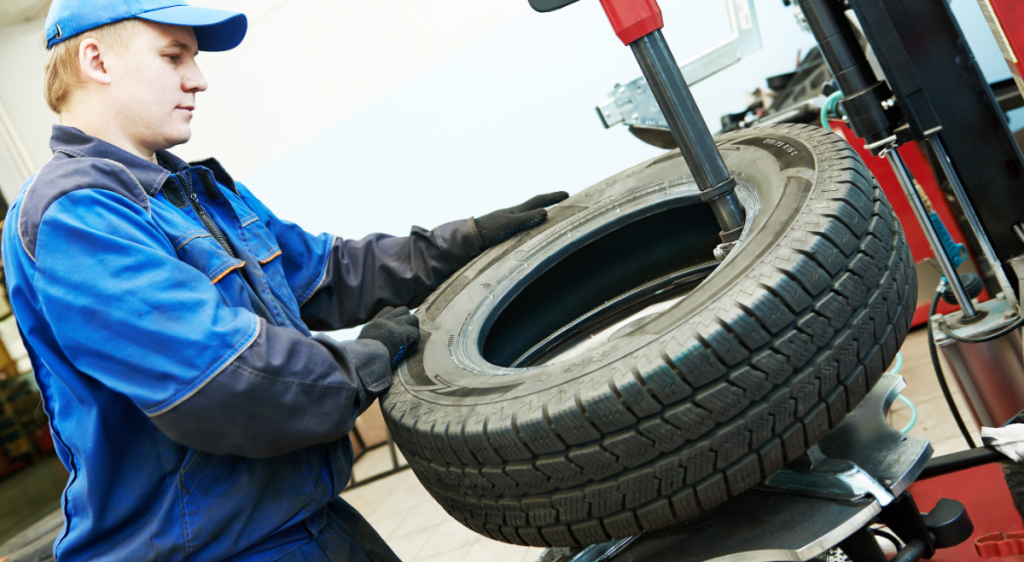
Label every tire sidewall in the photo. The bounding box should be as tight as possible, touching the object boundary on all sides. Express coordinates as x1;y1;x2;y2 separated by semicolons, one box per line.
396;127;820;407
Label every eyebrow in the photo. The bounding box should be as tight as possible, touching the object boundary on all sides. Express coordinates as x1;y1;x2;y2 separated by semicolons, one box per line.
163;39;199;56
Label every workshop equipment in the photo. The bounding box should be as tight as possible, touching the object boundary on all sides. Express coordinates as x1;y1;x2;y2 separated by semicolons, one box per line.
535;0;1024;558
835;125;991;328
534;0;748;242
933;295;1024;428
601;0;745;242
603;0;1024;444
377;0;1024;557
556;376;975;562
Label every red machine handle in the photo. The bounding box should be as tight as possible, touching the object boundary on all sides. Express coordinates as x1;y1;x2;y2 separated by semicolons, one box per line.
599;0;664;45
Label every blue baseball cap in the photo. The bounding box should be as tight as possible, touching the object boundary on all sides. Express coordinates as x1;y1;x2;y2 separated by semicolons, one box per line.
45;0;247;52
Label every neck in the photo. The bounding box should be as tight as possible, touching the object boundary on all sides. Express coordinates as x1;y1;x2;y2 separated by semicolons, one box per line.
61;107;157;164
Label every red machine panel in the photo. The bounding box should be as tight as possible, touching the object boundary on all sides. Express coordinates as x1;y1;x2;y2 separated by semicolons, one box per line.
978;0;1024;98
908;462;1024;561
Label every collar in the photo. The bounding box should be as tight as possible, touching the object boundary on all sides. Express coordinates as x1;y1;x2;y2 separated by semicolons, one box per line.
49;125;192;196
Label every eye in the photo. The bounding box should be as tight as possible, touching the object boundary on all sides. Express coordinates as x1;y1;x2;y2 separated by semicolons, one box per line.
165;54;181;64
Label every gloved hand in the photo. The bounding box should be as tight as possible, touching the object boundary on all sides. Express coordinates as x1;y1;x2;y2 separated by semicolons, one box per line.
358;307;420;368
473;192;569;249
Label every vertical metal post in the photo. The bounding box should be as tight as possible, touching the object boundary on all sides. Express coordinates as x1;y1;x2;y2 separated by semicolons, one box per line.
597;0;745;240
928;137;1018;307
886;148;979;318
796;0;894;146
630;30;746;239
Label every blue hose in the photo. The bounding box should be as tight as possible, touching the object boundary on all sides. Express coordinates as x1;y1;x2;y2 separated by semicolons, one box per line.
890;351;903;375
820;91;844;129
886;351;918;433
930;212;967;270
896;394;918;434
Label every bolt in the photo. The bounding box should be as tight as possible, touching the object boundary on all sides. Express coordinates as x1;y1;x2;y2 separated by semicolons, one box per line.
714;241;738;262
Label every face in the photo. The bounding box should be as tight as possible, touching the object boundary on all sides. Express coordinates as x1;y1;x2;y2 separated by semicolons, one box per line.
98;22;208;154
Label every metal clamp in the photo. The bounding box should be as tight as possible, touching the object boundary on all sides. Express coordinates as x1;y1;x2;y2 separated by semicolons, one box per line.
864;135;897;154
764;456;896;507
934;295;1019;342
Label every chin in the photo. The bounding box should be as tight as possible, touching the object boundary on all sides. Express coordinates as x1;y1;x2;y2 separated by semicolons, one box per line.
164;128;192;149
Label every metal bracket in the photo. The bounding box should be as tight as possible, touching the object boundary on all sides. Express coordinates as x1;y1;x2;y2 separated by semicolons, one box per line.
933;295;1020;342
596;0;761;130
931;293;1024;428
763;457;896;507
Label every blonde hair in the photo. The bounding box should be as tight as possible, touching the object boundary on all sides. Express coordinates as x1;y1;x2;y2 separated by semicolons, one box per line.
43;19;140;114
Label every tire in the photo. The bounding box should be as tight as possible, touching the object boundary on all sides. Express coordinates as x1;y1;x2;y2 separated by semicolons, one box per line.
381;124;916;547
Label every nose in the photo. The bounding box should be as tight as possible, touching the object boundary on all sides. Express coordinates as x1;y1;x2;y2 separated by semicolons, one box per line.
182;60;208;94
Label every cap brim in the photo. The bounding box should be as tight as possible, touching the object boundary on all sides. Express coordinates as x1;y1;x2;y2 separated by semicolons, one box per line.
136;6;247;52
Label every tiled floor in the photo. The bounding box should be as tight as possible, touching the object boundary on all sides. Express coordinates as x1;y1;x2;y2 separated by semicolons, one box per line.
341;325;987;561
342;451;546;562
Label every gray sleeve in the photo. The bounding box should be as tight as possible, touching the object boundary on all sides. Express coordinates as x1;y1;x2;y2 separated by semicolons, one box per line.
149;319;392;458
300;218;482;331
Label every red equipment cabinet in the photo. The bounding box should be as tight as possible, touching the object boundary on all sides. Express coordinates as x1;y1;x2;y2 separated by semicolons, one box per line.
978;0;1024;98
908;461;1024;561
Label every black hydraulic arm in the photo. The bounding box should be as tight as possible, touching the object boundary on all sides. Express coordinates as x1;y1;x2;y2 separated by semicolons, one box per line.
796;0;896;147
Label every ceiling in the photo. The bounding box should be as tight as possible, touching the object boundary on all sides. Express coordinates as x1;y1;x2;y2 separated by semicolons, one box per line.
0;0;51;28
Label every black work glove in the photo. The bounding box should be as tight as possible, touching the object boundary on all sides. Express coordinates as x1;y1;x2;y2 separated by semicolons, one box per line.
473;192;569;249
358;307;420;369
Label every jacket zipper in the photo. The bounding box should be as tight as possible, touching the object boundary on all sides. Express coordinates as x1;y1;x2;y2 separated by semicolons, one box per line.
176;170;289;327
176;172;237;259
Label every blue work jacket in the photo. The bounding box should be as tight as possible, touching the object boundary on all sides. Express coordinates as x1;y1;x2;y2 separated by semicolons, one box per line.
2;126;482;561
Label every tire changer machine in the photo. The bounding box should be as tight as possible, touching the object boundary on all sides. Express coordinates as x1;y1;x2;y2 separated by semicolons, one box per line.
527;0;1024;560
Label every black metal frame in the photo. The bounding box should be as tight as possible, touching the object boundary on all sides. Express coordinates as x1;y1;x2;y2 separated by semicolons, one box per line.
345;430;409;490
820;0;1024;296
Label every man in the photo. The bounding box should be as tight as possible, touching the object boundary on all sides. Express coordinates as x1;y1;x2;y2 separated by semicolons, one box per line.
2;1;566;560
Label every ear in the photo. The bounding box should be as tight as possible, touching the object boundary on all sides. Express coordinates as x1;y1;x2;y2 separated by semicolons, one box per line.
78;38;112;86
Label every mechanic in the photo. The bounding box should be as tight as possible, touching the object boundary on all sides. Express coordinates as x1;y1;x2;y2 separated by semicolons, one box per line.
1;1;567;560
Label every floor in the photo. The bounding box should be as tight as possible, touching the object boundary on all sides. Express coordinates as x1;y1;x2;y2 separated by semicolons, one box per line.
0;455;66;547
341;325;985;562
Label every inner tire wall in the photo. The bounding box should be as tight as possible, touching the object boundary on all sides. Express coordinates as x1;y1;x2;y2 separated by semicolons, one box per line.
382;124;917;547
484;203;721;367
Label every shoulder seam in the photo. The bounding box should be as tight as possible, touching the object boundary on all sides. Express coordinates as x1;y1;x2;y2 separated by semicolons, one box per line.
100;159;151;216
17;173;43;262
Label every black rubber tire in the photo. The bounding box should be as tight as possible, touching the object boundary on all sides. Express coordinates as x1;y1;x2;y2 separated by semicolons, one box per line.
381;124;916;547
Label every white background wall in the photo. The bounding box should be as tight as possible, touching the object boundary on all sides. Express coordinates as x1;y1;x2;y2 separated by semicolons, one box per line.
0;16;57;202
